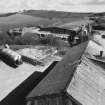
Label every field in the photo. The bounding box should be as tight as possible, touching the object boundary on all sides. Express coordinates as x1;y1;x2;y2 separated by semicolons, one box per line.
0;10;93;29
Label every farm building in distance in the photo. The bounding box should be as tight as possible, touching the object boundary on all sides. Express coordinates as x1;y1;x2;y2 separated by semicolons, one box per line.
8;28;22;37
7;26;75;43
39;27;76;35
7;23;92;46
39;27;77;42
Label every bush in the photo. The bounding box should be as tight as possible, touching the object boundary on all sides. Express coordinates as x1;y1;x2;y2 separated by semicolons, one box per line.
0;30;69;48
0;32;14;45
39;35;62;46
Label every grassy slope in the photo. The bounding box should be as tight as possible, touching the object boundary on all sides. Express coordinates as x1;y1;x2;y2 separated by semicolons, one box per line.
0;13;50;25
0;10;94;30
22;10;93;28
0;13;58;30
23;10;92;19
0;12;17;17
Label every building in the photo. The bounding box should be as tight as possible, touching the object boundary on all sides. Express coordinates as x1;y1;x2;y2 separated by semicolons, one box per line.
0;71;42;105
32;27;77;44
39;27;76;35
26;40;105;105
7;26;40;37
26;41;88;105
67;41;105;105
0;45;60;105
0;61;58;105
22;27;40;36
8;28;22;37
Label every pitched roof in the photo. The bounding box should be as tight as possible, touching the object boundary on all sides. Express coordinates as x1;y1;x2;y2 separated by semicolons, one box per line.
27;41;88;99
40;27;76;35
67;56;105;105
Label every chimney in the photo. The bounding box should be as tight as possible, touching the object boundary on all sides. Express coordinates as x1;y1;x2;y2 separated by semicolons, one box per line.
99;51;103;57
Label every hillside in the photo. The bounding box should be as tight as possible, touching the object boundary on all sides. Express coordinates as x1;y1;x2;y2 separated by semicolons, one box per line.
22;10;93;28
0;10;95;45
0;10;94;28
23;10;92;19
92;12;105;17
0;13;48;24
58;20;92;29
0;12;17;17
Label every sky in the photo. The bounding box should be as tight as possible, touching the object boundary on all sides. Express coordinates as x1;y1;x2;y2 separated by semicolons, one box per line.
0;0;105;13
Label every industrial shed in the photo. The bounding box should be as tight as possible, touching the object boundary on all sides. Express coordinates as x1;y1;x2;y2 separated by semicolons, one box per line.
0;61;58;105
39;27;76;35
26;41;88;105
67;41;105;105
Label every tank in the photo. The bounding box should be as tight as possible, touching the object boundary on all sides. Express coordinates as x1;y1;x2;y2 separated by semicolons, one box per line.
0;48;23;68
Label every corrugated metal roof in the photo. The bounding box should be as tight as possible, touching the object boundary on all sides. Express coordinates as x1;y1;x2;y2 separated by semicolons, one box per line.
67;55;105;105
27;41;88;99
